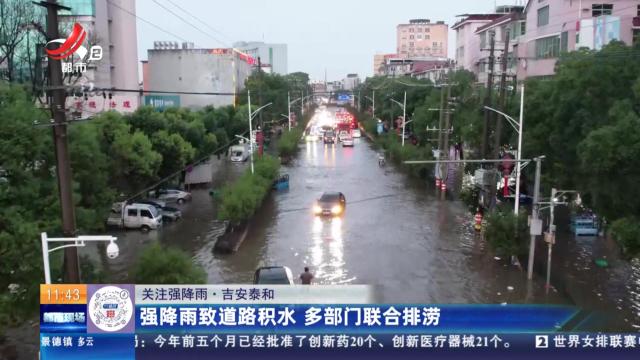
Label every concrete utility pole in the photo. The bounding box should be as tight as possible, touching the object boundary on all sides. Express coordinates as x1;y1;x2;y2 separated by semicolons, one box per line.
527;156;544;280
442;81;453;159
38;0;80;283
437;81;446;153
481;31;496;159
494;29;510;160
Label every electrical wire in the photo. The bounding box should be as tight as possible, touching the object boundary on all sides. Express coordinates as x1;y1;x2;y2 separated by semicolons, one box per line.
106;0;191;43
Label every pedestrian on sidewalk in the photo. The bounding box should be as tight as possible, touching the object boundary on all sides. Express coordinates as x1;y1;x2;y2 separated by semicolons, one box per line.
300;267;314;285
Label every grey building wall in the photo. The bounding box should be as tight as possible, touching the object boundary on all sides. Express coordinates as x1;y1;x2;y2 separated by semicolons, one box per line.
233;41;288;75
147;49;252;108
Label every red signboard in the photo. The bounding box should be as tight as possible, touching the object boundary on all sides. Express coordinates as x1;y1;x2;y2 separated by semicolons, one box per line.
210;48;229;55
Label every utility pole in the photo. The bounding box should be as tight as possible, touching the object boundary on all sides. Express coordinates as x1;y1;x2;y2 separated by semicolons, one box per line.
38;0;80;283
442;81;453;159
527;156;544;280
494;29;510;160
481;31;496;159
257;56;263;128
437;81;446;153
287;91;291;131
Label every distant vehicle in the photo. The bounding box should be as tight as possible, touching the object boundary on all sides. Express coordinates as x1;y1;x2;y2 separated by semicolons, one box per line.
156;189;192;204
323;130;336;144
254;266;294;285
137;200;182;222
106;203;163;231
313;192;346;216
229;143;250;162
338;130;350;142
351;129;362;138
571;216;599;236
342;136;354;147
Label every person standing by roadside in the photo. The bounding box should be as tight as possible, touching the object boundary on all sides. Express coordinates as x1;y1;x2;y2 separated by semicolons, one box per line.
300;267;314;285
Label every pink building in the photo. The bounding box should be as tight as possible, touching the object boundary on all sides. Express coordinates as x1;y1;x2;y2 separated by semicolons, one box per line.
518;0;640;79
397;19;448;58
452;14;503;74
475;10;526;84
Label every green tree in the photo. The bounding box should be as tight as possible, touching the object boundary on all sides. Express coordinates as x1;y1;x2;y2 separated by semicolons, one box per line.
110;130;162;191
610;217;640;259
151;130;196;178
134;243;206;284
484;209;529;258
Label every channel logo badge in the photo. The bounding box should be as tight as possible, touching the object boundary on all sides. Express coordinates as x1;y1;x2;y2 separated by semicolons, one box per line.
45;22;102;62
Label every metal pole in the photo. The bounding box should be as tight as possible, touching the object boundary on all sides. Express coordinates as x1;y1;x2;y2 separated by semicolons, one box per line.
514;84;525;215
443;83;452;156
372;90;375;121
527;156;543;280
248;90;254;175
41;0;80;283
41;233;52;284
546;188;557;290
482;31;496;159
287;91;291;131
402;91;407;147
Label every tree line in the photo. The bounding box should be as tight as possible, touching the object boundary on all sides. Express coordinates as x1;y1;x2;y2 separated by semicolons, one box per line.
355;41;640;258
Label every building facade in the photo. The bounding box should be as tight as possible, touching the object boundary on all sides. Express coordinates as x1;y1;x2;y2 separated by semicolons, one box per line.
145;43;253;109
475;10;525;84
517;0;640;80
452;14;503;74
342;74;361;91
233;41;288;75
397;19;448;58
59;0;140;115
373;53;396;75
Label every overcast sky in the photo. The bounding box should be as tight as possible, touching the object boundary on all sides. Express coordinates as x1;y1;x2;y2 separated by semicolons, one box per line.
135;0;516;81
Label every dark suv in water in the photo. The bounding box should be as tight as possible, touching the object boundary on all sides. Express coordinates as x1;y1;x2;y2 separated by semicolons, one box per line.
323;130;336;144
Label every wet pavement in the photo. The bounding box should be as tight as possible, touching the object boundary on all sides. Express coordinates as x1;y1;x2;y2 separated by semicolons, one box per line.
81;107;640;331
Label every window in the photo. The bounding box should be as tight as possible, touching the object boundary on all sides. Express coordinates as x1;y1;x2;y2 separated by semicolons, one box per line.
637;4;640;16
480;32;487;48
592;4;613;17
521;21;526;35
127;209;137;217
425;35;430;40
409;42;414;47
535;35;560;58
417;27;422;32
634;29;640;46
561;31;568;52
425;28;430;33
417;34;422;39
409;35;414;39
409;28;414;33
141;209;153;219
537;6;549;27
433;42;438;47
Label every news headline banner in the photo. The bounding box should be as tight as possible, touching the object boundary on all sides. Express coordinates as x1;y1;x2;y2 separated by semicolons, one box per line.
134;285;376;304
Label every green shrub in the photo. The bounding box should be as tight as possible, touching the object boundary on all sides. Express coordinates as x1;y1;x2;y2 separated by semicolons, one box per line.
134;243;206;284
217;155;281;224
484;210;529;257
611;217;640;258
277;128;303;158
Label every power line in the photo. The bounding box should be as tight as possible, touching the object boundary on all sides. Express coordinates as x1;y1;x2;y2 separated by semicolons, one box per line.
151;0;227;47
164;0;235;45
106;0;191;43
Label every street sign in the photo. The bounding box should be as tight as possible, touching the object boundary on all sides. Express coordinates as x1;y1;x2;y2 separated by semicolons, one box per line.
338;94;350;101
530;219;543;236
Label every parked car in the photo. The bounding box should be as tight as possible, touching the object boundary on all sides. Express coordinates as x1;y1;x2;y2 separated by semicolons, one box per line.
571;216;599;236
156;189;192;204
342;136;354;147
106;203;163;231
313;192;346;216
137;200;182;222
254;266;294;285
351;129;362;138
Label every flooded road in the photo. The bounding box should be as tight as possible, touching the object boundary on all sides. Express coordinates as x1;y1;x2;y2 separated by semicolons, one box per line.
84;107;640;330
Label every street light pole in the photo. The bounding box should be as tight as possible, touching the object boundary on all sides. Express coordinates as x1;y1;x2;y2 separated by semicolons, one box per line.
514;84;525;215
247;90;254;174
287;91;291;131
402;91;407;147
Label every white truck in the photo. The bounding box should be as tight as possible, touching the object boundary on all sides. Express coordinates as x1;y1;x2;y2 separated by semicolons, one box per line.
229;142;251;162
106;203;163;231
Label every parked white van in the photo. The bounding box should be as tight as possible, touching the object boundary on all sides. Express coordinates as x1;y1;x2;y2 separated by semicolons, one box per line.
229;143;250;162
106;203;162;231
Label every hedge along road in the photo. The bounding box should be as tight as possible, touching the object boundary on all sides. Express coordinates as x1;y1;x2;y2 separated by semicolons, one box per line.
82;107;638;331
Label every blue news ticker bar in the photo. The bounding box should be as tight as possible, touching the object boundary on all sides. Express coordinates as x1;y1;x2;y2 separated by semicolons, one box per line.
135;304;578;333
